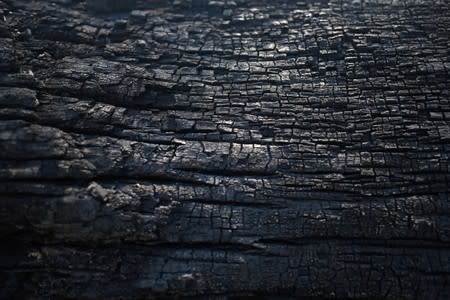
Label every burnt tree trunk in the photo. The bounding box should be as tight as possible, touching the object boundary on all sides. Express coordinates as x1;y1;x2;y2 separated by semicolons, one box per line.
1;0;449;299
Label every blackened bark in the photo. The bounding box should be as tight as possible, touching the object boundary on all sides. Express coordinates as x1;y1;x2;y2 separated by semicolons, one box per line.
0;0;449;299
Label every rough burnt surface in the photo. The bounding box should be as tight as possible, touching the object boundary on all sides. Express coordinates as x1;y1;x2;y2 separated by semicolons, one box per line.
0;0;449;299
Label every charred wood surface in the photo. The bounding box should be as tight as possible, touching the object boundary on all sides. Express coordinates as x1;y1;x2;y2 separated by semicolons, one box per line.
0;0;450;299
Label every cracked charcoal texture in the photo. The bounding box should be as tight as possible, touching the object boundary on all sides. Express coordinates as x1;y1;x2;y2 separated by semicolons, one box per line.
0;0;449;299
